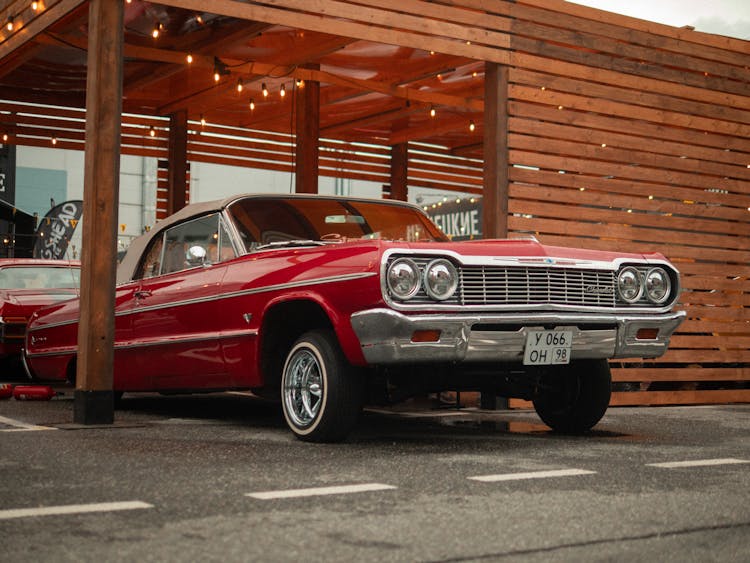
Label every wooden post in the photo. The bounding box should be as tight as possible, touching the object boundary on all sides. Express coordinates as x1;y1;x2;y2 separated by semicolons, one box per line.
481;62;509;411
295;71;319;194
167;110;188;214
73;0;123;425
482;62;509;239
389;143;408;201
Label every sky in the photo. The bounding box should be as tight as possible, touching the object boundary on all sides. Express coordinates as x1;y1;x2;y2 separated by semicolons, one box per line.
569;0;750;39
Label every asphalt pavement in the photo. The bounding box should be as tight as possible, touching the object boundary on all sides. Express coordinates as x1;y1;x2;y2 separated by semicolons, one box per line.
1;387;748;562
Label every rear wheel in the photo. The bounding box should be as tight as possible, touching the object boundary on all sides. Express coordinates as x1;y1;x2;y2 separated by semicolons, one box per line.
281;329;364;442
532;359;612;433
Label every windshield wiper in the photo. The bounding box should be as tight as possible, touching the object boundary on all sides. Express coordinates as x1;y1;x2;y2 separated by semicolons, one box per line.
254;240;327;251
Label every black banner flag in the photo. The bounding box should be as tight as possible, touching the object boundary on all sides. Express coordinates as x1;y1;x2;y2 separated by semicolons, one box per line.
33;200;83;260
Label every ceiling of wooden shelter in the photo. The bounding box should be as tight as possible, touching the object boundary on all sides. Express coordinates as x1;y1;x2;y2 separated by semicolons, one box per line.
0;1;485;152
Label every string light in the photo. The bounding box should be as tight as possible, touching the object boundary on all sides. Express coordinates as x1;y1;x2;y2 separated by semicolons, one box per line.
151;23;162;39
469;120;475;132
296;78;304;88
280;84;286;98
261;83;268;98
6;16;14;32
2;133;7;142
51;136;57;145
149;126;156;137
429;106;436;118
249;99;255;111
186;53;193;64
200;114;206;127
236;79;243;93
31;1;40;11
212;58;228;83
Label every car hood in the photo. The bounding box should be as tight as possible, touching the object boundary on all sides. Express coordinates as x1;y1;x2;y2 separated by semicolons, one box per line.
377;237;664;265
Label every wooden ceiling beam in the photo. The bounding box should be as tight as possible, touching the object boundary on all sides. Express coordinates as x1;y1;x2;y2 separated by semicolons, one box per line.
154;0;510;65
0;0;86;60
388;114;474;145
321;103;411;135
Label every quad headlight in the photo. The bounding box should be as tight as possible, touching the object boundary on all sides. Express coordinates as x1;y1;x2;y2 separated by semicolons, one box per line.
645;267;671;304
617;265;673;305
617;266;643;303
386;258;421;300
423;259;458;301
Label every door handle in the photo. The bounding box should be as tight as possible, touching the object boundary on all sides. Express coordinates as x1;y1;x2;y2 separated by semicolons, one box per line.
135;290;152;299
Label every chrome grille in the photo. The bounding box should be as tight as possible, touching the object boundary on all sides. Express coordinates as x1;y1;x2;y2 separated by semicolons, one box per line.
460;266;616;307
389;256;617;308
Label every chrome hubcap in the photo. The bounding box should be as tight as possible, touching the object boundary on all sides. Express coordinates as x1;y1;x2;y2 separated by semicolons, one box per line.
283;348;323;428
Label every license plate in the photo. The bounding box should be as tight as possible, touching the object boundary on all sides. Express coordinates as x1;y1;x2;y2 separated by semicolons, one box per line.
523;330;572;365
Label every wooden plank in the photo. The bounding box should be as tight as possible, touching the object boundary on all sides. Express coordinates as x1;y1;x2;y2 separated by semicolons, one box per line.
512;20;745;83
514;0;750;56
509;133;750;183
510;37;748;97
509;115;750;169
295;69;320;194
388;142;408;201
74;0;122;423
482;63;508;238
262;0;512;47
510;84;750;138
609;390;750;406
156;0;511;65
508;167;750;215
612;367;750;382
0;0;86;62
511;52;750;111
509;100;750;153
166;110;188;214
509;149;749;202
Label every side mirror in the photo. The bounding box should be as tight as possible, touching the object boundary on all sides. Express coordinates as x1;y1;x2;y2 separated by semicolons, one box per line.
186;245;208;266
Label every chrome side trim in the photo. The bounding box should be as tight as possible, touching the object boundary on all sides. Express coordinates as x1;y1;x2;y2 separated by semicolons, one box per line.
28;272;377;332
113;328;258;351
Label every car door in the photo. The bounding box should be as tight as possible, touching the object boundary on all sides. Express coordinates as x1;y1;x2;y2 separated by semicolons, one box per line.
127;213;232;390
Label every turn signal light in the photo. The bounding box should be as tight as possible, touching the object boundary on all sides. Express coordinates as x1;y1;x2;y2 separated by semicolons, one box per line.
411;330;441;343
636;328;659;340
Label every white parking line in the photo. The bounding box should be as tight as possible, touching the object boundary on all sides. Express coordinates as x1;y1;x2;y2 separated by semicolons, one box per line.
647;458;750;469
246;483;397;500
468;468;597;482
0;415;57;432
0;501;153;520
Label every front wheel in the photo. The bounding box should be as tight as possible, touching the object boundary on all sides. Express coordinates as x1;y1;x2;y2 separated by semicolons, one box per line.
281;330;364;442
532;359;612;433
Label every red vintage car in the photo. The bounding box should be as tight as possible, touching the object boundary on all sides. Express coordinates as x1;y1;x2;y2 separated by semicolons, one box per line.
24;195;684;441
0;259;80;370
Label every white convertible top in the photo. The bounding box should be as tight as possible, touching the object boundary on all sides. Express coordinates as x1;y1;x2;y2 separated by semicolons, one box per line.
116;194;239;285
115;193;423;285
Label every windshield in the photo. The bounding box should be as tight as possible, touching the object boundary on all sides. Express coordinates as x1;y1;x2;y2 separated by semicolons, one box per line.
227;197;447;253
0;266;80;289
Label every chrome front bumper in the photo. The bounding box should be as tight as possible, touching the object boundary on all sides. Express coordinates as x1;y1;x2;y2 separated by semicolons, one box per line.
350;308;686;365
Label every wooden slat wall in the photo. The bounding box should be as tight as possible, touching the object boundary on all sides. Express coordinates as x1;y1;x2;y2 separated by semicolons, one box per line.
499;0;750;405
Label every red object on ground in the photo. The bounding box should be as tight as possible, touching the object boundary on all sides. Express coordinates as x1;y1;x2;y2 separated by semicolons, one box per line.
0;383;13;399
13;385;56;401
